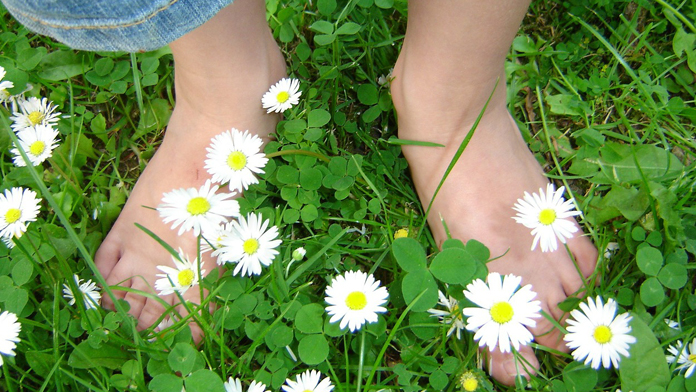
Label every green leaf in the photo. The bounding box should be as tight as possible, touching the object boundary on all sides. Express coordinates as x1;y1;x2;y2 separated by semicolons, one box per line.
301;204;319;222
375;0;394;8
547;94;591;116
336;22;361;35
595;144;685;184
308;109;331;128
357;84;379;105
429;369;449;390
657;263;688;289
270;325;294;347
620;315;671;391
11;258;33;286
640;277;665;307
314;34;337;46
298;334;329;365
299;167;322;191
429;248;476;285
149;374;183;392
465;239;490;262
317;0;336;16
361;105;382;123
386;136;445;148
562;362;597;392
392;238;427;272
168;343;198;375
37;50;90;81
94;57;114;76
674;28;696;58
276;165;299;184
184;369;225;392
636;246;663;276
442;239;465;249
68;341;129;370
401;269;438;312
295;303;324;334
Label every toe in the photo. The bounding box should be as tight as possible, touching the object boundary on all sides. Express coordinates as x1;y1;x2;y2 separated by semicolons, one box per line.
532;301;568;353
486;345;539;386
139;296;169;331
567;231;598;278
95;234;122;278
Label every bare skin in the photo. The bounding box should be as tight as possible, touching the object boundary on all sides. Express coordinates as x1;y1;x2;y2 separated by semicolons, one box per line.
94;0;286;338
391;0;598;385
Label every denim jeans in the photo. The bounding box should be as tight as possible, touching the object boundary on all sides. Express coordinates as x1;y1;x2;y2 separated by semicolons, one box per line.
1;0;235;52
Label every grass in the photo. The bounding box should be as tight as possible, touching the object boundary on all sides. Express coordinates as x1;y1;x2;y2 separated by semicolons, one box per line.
0;0;694;391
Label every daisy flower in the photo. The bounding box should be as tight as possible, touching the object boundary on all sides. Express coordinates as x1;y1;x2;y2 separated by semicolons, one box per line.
291;247;306;261
664;319;680;330
157;179;240;236
63;274;101;309
459;371;480;392
427;290;466;339
10;96;61;131
512;183;582;252
325;270;389;332
462;272;541;353
204;129;268;193
224;377;270;392
0;187;41;240
155;250;206;296
219;213;281;277
201;222;235;265
1;237;14;249
0;310;21;367
667;338;696;378
0;66;14;104
261;78;301;113
281;370;334;392
564;296;636;369
11;124;60;166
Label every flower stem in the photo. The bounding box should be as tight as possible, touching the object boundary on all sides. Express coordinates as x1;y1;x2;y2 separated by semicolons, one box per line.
265;149;331;163
356;329;366;392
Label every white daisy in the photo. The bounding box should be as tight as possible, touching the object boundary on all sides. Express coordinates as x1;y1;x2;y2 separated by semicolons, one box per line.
0;66;14;104
667;338;696;378
281;370;334;392
155;250;206;296
10;96;61;131
325;270;389;332
63;274;101;309
512;183;582;252
0;310;21;367
462;272;541;353
664;319;680;330
604;242;620;259
291;247;306;261
224;377;270;392
219;213;281;277
261;78;301;113
564;296;636;369
204;129;268;193
201;222;235;265
11;124;60;166
0;187;41;240
427;290;466;339
157;179;240;236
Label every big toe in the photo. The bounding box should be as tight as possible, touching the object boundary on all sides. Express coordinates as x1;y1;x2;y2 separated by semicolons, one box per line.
487;345;539;386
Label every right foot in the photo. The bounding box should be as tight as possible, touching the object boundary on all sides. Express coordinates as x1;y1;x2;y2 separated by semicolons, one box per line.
391;34;598;386
94;0;287;339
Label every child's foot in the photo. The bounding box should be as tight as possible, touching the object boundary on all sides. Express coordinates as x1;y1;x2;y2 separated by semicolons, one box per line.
94;0;286;340
391;62;598;385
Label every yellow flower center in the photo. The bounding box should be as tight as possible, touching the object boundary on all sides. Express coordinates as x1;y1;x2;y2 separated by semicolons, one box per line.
345;291;368;310
29;140;46;156
5;208;21;224
538;208;557;225
28;111;44;125
276;91;290;103
688;354;696;364
243;238;259;255
489;302;514;324
463;378;478;392
226;151;247;171
186;197;210;216
593;325;612;344
394;228;408;239
177;269;195;286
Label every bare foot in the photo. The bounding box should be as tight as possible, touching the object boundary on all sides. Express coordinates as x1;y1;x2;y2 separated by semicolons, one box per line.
94;0;287;339
391;49;598;387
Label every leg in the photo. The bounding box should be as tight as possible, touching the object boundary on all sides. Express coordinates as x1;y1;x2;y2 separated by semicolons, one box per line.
94;0;286;339
391;0;597;385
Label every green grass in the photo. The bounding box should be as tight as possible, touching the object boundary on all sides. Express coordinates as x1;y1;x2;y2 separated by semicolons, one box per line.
0;0;694;391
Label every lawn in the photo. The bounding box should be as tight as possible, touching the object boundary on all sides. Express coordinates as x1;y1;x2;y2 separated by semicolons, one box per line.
0;0;694;391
